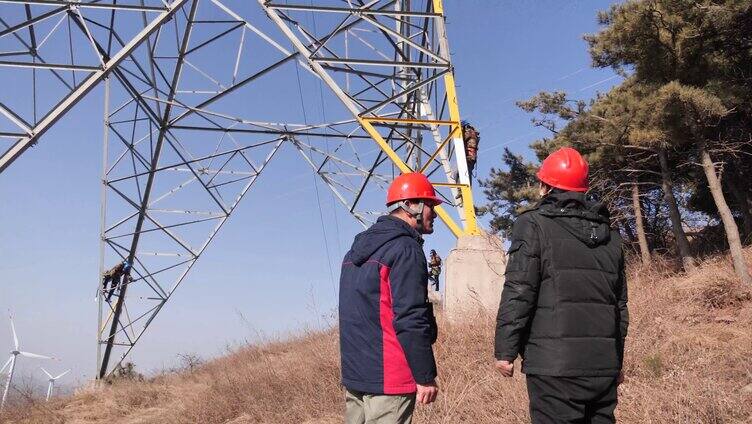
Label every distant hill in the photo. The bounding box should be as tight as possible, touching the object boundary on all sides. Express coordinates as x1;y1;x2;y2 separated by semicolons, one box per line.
2;249;751;423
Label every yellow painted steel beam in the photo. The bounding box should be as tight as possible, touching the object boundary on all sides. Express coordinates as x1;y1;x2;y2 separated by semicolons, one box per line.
357;116;465;238
357;117;412;174
419;125;457;174
432;0;444;14
445;79;481;235
361;116;458;126
432;0;480;236
434;203;465;238
347;0;482;238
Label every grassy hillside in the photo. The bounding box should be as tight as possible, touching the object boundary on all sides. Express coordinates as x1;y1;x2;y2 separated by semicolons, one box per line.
2;249;751;423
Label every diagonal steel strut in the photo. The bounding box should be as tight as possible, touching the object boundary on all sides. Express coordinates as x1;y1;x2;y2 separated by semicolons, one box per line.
98;0;199;379
0;0;190;174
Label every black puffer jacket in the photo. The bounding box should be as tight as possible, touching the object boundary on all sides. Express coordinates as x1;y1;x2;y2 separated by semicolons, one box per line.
494;191;628;377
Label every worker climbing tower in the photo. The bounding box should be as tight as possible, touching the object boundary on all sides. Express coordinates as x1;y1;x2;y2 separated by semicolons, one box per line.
0;0;480;378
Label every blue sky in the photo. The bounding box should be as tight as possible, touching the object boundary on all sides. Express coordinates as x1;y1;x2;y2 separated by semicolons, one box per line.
0;0;622;389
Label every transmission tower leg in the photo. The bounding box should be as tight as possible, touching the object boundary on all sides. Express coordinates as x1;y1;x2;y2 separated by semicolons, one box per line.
96;78;110;379
98;0;200;379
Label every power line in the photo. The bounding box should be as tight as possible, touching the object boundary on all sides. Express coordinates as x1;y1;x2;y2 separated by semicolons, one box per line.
293;48;337;298
310;3;343;263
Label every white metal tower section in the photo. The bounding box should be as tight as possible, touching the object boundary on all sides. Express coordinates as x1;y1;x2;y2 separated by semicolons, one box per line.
0;0;479;378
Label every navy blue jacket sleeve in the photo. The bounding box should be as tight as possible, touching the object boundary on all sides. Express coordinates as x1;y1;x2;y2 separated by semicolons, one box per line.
494;213;542;361
389;241;438;384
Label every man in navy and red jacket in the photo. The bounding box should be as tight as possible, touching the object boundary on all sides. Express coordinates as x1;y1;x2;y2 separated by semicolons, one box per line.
339;172;441;423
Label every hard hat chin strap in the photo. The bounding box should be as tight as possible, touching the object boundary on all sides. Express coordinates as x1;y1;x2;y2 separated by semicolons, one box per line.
387;200;425;231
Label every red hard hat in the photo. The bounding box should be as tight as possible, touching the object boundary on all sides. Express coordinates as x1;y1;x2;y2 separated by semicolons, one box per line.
386;173;442;206
536;147;589;192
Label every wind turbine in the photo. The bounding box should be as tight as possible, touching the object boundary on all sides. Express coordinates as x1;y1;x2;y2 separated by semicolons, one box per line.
40;368;70;402
1;313;53;410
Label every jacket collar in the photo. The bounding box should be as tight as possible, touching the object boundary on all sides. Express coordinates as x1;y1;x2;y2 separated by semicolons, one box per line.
378;215;424;245
529;191;610;221
540;190;587;209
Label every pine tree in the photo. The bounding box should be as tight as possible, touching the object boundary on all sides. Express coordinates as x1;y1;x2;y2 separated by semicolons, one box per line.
477;148;539;238
586;0;752;283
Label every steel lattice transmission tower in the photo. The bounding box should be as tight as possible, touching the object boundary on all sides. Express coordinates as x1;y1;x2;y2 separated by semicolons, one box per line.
0;0;480;379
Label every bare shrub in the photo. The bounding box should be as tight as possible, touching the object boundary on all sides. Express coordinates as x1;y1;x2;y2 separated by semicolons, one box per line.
175;353;204;373
106;362;144;384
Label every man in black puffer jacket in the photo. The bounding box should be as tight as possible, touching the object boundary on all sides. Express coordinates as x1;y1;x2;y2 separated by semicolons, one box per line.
494;148;629;424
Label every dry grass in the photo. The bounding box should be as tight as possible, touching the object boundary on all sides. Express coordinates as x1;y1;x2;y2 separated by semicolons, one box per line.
2;248;751;423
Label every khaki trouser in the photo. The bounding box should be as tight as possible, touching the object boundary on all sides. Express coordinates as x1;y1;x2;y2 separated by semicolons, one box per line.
344;389;416;424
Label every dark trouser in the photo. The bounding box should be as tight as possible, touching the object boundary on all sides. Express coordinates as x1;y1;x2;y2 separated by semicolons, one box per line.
526;375;618;424
467;160;476;180
429;273;440;291
453;162;475;186
104;275;120;302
